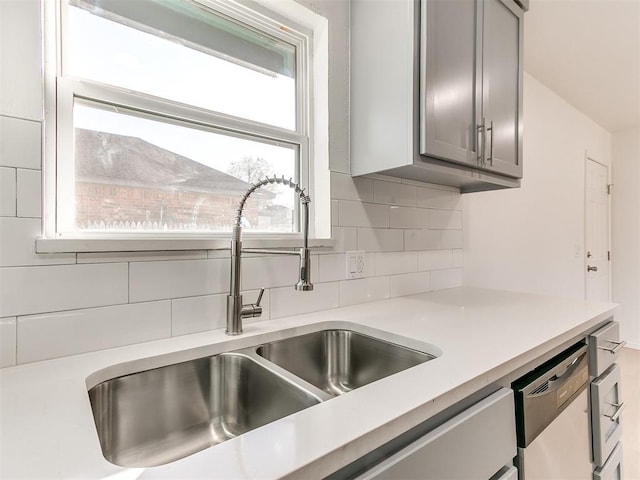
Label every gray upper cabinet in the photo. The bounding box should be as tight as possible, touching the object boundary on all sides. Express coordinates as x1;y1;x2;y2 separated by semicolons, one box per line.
420;0;479;168
480;0;524;178
351;0;525;193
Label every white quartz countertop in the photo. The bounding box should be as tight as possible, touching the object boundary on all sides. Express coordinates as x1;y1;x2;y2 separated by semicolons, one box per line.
0;287;616;479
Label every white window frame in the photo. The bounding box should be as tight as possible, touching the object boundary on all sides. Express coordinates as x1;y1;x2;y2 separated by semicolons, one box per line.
40;0;330;253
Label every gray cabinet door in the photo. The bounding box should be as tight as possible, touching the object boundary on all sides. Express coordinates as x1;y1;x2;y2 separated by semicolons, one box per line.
480;0;524;178
593;442;623;480
589;320;624;377
353;388;516;480
591;363;624;467
420;0;480;167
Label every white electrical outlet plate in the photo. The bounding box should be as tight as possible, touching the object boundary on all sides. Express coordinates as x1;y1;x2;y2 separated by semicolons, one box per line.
346;250;366;279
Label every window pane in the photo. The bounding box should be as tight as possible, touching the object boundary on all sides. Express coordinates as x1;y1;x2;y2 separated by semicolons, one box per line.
67;1;296;130
73;102;299;234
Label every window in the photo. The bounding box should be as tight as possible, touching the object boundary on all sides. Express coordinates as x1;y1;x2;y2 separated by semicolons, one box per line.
45;0;328;243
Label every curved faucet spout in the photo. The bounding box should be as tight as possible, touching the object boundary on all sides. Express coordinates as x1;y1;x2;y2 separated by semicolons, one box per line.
226;176;313;336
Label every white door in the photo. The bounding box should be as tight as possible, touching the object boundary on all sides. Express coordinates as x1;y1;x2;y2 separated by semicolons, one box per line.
586;158;610;301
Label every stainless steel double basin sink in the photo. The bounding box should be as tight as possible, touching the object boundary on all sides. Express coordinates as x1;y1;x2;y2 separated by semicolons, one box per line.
88;327;441;467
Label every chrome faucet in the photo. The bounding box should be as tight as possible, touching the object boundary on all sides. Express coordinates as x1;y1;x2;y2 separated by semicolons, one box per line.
226;176;313;335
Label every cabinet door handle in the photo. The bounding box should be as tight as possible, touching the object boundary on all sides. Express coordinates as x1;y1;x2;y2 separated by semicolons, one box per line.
477;122;485;165
597;340;626;354
587;265;598;272
486;120;494;166
604;402;625;422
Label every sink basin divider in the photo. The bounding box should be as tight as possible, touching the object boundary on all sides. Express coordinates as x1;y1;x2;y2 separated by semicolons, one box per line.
234;347;335;403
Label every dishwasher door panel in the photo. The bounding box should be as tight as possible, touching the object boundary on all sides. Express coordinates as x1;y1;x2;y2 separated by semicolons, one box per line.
518;389;592;479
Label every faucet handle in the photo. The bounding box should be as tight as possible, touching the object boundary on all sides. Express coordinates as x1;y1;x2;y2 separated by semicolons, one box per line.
241;288;265;320
255;288;265;307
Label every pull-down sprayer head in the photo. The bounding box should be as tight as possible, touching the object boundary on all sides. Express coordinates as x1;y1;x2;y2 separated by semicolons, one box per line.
227;176;313;335
232;175;313;292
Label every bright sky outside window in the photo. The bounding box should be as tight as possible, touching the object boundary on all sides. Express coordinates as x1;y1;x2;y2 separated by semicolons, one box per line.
67;2;297;130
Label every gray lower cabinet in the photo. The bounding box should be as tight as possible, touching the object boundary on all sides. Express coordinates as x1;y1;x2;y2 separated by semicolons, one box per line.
491;466;518;480
589;320;625;479
591;364;624;468
593;442;623;480
353;388;516;480
589;320;625;377
351;0;524;192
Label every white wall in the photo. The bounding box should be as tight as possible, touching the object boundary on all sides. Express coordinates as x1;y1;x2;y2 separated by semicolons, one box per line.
0;0;463;367
463;73;611;299
611;128;640;348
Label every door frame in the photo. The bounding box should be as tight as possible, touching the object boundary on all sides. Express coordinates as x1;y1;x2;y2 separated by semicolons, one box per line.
584;152;612;301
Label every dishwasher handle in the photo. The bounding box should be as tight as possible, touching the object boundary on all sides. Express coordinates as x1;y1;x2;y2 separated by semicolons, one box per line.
525;350;588;399
548;352;586;386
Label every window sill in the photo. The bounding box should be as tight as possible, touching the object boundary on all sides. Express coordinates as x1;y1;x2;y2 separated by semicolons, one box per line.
35;237;334;254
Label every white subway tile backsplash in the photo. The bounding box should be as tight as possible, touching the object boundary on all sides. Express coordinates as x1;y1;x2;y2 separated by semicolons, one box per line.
418;250;453;271
416;186;462;210
339;276;389;307
374;251;418;276
172;294;226;336
0;167;16;216
404;229;441;251
17;301;171;364
329;227;357;253
0;317;16;367
453;249;463;268
318;254;347;283
270;282;339;319
373;180;416;206
129;258;229;302
357;227;404;252
429;209;462;230
389;206;428;229
430;268;463;291
16;168;41;217
389;272;430;298
0;263;128;317
0;217;75;266
0;163;466;363
331;172;374;202
241;254;318;291
408;230;462;250
339;200;389;228
0;117;41;168
438;230;463;249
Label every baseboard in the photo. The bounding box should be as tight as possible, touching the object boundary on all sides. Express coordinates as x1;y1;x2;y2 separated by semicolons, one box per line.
623;341;640;350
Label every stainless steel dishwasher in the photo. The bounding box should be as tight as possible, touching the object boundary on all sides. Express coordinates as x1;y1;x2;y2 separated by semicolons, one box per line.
512;342;591;480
